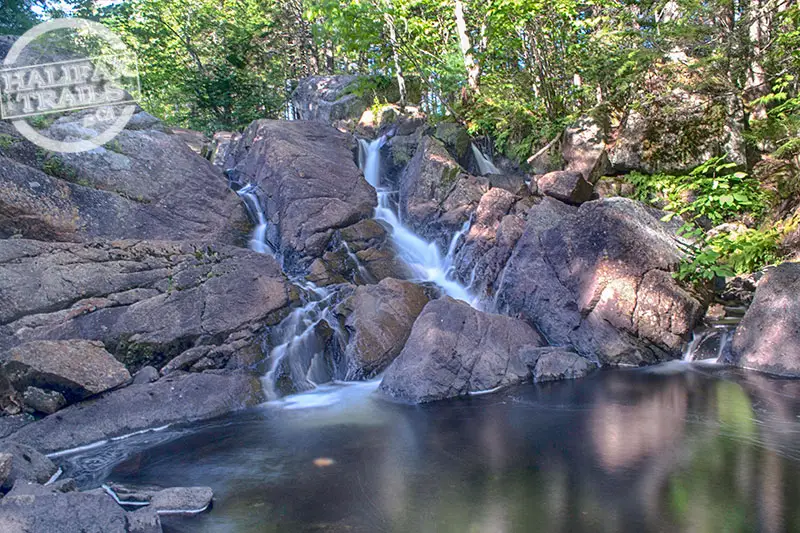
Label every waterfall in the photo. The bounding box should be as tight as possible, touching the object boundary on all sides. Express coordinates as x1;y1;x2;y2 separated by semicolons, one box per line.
470;143;501;176
236;183;272;255
682;326;735;362
358;137;474;304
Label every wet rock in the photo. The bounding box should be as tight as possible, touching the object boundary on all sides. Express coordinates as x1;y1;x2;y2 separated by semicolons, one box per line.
3;340;131;404
335;278;430;380
0;239;296;372
22;387;66;415
150;487;213;514
496;197;703;366
452;188;525;300
525;348;598;382
132;367;159;385
126;508;162;533
398;135;488;249
379;297;545;403
537;171;594;205
729;262;800;377
226;120;376;268
0;442;57;492
0;119;244;243
3;371;263;455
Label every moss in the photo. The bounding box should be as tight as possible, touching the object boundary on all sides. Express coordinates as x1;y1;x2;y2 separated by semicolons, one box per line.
113;335;197;373
0;133;18;150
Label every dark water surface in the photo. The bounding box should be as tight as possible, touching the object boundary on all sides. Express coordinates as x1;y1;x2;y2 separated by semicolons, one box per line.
59;363;800;533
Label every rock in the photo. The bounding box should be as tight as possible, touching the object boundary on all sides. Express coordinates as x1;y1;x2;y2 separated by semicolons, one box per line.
225;120;376;268
525;348;598;382
104;483;213;515
291;76;371;126
22;387;66;415
169;128;210;157
729;262;800;377
0;442;57;492
150;487;213;514
124;111;165;132
433;122;471;164
335;278;429;380
132;367;159;385
398;135;488;248
0;119;244;243
0;491;149;532
594;175;635;199
3;340;131;404
537;171;594;205
496;197;703;366
209;131;241;168
562;115;610;182
125;508;162;533
4;479;75;498
0;452;11;489
452;188;525;300
0;239;296;373
378;297;545;403
3;371;262;454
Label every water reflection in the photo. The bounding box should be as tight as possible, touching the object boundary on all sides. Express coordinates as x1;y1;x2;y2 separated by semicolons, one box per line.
57;366;800;533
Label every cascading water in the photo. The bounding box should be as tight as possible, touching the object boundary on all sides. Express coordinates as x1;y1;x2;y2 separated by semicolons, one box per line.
233;182;344;399
235;183;272;255
358;137;474;304
470;143;501;175
682;325;735;362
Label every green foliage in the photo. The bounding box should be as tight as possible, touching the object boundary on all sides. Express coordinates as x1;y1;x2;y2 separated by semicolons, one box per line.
628;157;766;227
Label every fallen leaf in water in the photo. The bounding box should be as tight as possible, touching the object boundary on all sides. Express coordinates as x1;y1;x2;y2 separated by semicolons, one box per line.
313;457;336;467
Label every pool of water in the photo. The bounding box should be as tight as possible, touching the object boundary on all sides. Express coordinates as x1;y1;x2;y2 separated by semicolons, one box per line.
58;363;800;533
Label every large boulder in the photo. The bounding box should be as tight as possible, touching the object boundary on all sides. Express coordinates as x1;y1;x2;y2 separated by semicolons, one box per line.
0;239;296;373
292;76;369;126
225;120;376;269
0;116;244;244
728;262;800;377
561;116;610;182
3;371;262;454
378;297;545;403
2;340;131;407
525;347;598;383
537;170;594;205
334;278;429;380
496;197;703;366
398;135;488;249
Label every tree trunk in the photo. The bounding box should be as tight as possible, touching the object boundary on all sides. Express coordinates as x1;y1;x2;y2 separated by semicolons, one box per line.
385;12;407;108
454;0;480;95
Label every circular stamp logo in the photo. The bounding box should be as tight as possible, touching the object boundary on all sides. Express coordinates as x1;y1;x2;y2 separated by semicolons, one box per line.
0;18;140;153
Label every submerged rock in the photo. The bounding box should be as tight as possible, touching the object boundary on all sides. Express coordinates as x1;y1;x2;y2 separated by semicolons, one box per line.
3;371;262;455
3;340;130;405
378;297;545;403
729;262;800;377
335;278;430;380
496;197;703;366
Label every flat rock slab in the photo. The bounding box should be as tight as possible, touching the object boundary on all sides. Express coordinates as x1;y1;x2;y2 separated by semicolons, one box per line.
3;372;262;455
3;340;131;404
0;491;157;533
105;483;213;515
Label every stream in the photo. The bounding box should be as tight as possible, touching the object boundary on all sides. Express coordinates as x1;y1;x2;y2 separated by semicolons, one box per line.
56;363;800;533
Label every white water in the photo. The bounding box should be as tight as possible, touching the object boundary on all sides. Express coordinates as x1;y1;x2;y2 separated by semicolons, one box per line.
236;183;271;255
470;143;501;175
683;326;735;363
358;137;474;304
